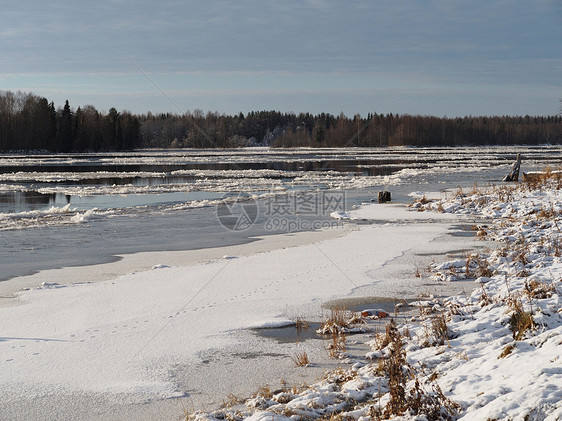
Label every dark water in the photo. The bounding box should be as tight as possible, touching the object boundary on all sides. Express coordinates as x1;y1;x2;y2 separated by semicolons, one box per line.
0;191;228;214
252;297;417;344
0;159;404;176
252;322;323;343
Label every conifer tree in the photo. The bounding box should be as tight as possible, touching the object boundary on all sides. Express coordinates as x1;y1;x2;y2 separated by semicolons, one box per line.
59;100;74;152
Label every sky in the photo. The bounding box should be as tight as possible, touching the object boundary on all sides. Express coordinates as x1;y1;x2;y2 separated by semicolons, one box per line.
1;0;561;117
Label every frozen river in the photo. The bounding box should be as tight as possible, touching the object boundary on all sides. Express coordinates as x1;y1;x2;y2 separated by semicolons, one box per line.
1;145;561;282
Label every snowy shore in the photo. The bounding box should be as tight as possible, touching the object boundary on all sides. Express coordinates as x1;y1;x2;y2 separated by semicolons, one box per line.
0;196;483;420
187;179;562;421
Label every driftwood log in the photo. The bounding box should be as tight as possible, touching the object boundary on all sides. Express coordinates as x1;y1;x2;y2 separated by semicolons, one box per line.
503;154;521;182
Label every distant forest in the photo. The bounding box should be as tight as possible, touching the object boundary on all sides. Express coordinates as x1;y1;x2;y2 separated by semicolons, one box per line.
1;90;561;152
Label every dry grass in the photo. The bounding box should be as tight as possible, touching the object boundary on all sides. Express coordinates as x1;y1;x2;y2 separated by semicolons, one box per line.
498;343;515;359
373;318;400;350
405;380;461;420
372;319;459;420
465;254;493;279
289;383;309;395
327;330;347;358
476;227;488;237
524;279;558;299
324;367;356;385
382;320;408;416
497;185;515;202
524;167;553;188
476;257;493;278
431;312;450;346
295;317;309;332
419;195;432;204
181;402;193;421
515;248;529;265
318;305;364;335
327;305;351;327
222;393;244;408
523;172;542;190
538;203;559;219
477;282;492;305
508;296;535;341
417;306;451;346
291;351;310;367
554;239;562;258
523;166;562;190
454;186;465;198
256;383;273;399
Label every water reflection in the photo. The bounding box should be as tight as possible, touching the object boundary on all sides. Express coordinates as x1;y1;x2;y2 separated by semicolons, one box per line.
0;192;67;213
0;190;227;214
0;159;401;177
77;175;198;187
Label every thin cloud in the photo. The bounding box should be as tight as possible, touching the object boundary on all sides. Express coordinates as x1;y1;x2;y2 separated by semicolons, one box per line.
1;0;559;117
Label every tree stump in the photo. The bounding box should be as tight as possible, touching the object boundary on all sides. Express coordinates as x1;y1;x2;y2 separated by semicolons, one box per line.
378;191;391;203
503;154;521;182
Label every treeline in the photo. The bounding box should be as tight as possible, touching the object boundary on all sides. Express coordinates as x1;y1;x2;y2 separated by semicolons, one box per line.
140;110;561;148
0;91;141;152
141;110;291;148
1;90;561;152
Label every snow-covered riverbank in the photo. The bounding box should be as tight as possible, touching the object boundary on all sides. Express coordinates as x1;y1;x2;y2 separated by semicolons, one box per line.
0;200;482;420
187;177;562;421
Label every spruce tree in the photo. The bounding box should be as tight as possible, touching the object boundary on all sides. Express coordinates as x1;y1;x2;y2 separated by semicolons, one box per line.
59;100;74;152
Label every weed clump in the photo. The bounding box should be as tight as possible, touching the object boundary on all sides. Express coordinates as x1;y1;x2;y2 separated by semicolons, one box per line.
498;343;515;359
291;351;310;367
466;254;493;278
222;393;242;408
295;317;309;330
327;330;346;358
478;283;492;306
317;305;365;335
370;319;460;420
524;279;557;299
406;379;461;420
431;312;450;346
508;296;535;341
382;320;408;416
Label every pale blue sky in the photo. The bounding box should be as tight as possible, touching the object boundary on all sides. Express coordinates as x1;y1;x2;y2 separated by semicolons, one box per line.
1;0;560;116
